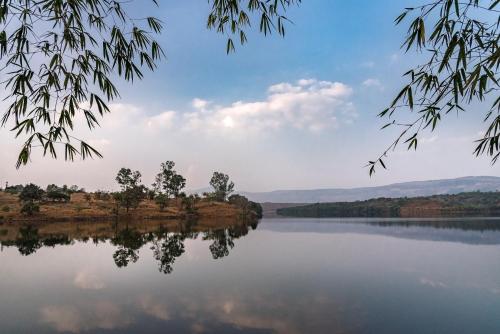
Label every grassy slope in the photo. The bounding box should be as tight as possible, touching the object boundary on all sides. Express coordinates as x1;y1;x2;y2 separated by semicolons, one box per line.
0;192;243;222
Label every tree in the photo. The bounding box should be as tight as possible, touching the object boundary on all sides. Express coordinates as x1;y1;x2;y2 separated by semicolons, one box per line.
228;194;263;218
116;168;142;190
19;183;44;215
115;168;144;212
368;0;499;175
19;183;44;203
210;172;235;202
46;184;71;202
1;1;299;167
46;190;70;203
152;161;186;210
69;185;81;193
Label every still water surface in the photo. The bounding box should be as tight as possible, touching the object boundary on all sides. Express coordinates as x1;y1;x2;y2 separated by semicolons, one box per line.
1;218;500;334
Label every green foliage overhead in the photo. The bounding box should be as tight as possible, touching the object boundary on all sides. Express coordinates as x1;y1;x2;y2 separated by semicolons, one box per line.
368;0;500;175
0;0;301;167
0;0;164;167
207;0;301;53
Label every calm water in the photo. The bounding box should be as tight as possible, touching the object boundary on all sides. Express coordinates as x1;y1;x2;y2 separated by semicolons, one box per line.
1;218;500;334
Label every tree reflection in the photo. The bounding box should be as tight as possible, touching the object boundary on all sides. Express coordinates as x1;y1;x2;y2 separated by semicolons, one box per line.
15;226;42;256
151;232;186;274
0;218;261;274
1;226;72;256
111;228;146;268
203;223;251;259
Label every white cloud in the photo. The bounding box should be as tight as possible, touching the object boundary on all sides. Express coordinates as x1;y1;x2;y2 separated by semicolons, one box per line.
40;306;82;333
192;98;210;110
146;111;176;130
73;270;105;290
40;302;131;333
362;78;384;90
421;136;438;144
138;295;170;320
5;78;356;152
185;79;356;133
87;138;111;148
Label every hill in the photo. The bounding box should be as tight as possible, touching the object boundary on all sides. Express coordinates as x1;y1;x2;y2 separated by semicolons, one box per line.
0;192;261;223
276;192;500;218
241;176;500;203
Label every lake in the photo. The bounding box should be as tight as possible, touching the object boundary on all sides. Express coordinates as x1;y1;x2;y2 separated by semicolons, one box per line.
1;218;500;333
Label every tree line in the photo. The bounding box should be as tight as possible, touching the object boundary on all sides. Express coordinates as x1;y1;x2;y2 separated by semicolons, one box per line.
112;162;238;214
1;161;262;218
277;191;500;218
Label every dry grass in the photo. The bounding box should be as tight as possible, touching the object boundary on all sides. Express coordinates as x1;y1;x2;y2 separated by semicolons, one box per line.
0;191;243;223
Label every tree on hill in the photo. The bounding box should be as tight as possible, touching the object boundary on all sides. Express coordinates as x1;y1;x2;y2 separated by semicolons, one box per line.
19;183;44;215
152;161;186;210
45;184;71;202
5;184;24;194
210;172;235;202
19;184;44;203
228;194;263;218
115;168;145;212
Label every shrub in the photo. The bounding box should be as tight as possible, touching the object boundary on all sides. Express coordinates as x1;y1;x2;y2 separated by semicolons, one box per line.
46;190;71;202
84;193;92;203
21;202;40;216
1;205;9;212
19;184;44;202
155;193;168;211
94;191;103;200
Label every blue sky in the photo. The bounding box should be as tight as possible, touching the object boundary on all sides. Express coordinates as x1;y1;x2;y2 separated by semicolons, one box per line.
0;0;497;191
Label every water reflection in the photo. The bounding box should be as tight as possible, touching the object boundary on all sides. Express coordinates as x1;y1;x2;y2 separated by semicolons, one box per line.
1;218;500;334
263;217;500;244
0;218;259;274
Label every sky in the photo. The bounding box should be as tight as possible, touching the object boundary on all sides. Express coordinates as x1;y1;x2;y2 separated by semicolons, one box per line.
0;0;498;192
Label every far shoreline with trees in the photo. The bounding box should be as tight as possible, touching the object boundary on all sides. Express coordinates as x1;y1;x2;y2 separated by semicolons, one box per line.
277;192;500;218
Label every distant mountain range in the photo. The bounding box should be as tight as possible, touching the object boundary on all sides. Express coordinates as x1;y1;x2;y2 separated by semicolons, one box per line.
238;176;500;203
